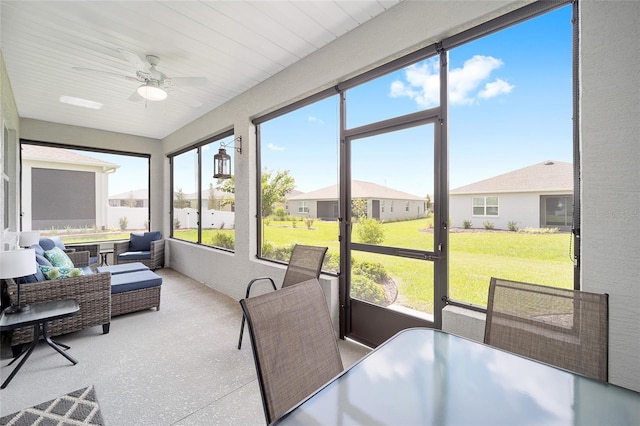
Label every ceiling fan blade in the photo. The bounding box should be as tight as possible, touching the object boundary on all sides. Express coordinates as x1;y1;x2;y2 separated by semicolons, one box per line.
73;67;140;82
169;77;210;87
118;49;147;71
128;91;144;102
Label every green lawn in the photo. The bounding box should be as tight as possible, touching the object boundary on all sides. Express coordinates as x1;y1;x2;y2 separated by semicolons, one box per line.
59;218;573;312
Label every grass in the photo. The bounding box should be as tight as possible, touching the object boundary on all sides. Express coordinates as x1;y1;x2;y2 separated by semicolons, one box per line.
57;218;573;313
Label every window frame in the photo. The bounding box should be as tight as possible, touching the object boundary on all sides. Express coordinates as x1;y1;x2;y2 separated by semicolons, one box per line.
168;129;235;250
472;196;499;217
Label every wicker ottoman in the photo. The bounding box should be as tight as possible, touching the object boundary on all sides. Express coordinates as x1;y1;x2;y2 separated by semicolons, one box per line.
110;270;162;317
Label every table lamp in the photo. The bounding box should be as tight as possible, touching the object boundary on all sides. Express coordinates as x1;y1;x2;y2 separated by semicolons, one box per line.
0;248;37;314
18;231;40;248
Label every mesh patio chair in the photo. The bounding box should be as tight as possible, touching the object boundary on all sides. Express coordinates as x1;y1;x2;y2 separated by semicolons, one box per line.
240;278;343;424
237;244;328;349
484;277;609;381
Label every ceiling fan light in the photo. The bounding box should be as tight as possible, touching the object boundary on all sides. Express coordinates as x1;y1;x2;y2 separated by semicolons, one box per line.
137;82;167;101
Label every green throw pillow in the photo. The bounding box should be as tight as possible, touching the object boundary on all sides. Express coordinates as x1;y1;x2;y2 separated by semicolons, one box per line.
44;247;75;269
39;265;84;280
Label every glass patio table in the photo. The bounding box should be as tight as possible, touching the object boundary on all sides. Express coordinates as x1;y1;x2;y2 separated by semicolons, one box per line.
273;328;640;425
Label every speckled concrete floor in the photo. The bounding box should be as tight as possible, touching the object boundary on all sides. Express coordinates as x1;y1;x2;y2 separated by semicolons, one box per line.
0;268;371;425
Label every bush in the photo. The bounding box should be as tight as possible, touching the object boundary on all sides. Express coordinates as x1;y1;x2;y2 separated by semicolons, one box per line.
291;216;298;228
508;221;519;232
351;273;386;304
355;217;385;244
173;218;181;229
353;260;389;283
483;221;494;230
211;232;234;249
275;207;287;220
304;217;315;230
463;220;472;229
119;217;128;231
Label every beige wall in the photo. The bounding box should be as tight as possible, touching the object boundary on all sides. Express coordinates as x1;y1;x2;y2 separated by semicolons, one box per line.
579;0;640;392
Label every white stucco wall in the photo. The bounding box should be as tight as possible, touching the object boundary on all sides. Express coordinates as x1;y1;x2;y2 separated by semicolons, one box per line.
450;191;569;230
579;0;640;392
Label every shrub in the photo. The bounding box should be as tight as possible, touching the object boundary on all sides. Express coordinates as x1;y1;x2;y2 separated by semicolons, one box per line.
322;251;339;273
263;217;271;226
483;221;494;230
275;207;287;220
173;218;181;229
291;216;298;228
304;217;315;230
351;273;386;304
508;221;519;232
119;217;128;231
211;232;234;249
355;217;385;244
463;220;472;229
353;260;389;283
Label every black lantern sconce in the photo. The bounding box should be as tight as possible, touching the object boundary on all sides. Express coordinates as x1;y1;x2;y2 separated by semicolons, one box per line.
213;136;242;179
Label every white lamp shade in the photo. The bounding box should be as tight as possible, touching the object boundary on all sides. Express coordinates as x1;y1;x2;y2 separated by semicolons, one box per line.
19;231;40;247
0;249;37;279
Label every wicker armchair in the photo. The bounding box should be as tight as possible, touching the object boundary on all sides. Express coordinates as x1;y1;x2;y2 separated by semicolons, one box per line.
6;250;112;352
113;232;165;270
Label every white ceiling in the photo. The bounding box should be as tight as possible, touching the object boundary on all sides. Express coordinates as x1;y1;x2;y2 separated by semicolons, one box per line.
1;1;400;140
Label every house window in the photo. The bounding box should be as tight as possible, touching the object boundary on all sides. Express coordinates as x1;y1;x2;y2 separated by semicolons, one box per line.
473;196;498;216
390;201;394;213
169;131;235;250
381;201;385;213
406;202;410;212
298;201;309;213
21;142;149;243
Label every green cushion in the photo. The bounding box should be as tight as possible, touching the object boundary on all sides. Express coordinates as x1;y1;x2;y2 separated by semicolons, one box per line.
39;265;85;280
44;247;74;268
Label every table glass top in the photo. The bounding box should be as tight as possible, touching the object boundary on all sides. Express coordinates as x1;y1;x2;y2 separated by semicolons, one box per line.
0;298;79;329
276;329;640;425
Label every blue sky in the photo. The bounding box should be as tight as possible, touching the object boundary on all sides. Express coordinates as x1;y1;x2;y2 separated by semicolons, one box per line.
92;5;572;198
261;4;573;197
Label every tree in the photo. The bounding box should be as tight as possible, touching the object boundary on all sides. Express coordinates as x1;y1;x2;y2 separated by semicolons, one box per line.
173;188;190;208
207;183;218;209
125;191;136;208
425;194;433;212
352;198;368;219
220;169;295;217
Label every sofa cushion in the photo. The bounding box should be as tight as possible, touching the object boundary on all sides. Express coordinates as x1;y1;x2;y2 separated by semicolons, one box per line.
44;247;75;269
39;265;85;280
19;264;46;283
118;251;151;261
129;231;161;251
39;237;66;251
110;270;162;294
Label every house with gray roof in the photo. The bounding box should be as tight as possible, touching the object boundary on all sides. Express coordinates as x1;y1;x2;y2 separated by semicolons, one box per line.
21;145;119;230
449;161;573;231
287;180;426;221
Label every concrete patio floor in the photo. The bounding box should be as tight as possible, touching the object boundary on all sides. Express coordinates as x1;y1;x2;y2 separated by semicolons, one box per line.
0;268;371;425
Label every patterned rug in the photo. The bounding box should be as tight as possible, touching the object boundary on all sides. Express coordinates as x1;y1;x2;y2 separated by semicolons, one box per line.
0;385;104;425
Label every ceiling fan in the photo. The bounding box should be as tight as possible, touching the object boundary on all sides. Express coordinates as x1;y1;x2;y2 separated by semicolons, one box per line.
73;49;209;103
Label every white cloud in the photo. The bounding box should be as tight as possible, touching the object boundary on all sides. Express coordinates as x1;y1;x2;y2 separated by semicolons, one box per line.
479;78;515;99
268;143;284;151
390;55;513;107
308;115;324;125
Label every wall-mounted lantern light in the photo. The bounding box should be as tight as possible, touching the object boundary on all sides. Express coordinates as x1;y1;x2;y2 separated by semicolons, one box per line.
213;136;242;179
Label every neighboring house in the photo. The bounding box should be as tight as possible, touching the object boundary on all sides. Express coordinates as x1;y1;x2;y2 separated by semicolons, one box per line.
109;189;149;208
449;161;573;231
21;145;119;230
287;180;426;221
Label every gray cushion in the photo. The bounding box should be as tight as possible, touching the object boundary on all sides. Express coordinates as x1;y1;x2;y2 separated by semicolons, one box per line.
110;270;162;294
118;251;151;261
39;237;66;251
129;231;161;251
